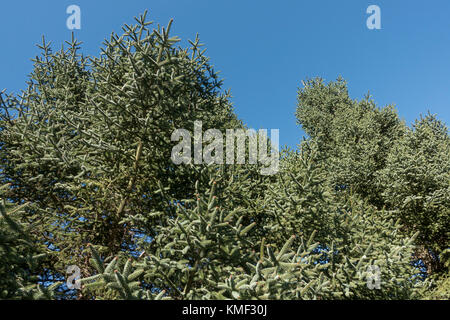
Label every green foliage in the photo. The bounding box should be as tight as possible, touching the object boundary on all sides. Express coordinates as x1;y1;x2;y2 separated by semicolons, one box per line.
260;141;422;299
79;160;421;300
0;12;446;300
262;141;336;246
78;165;269;299
296;77;405;205
378;113;450;273
0;185;60;299
296;78;449;282
420;274;450;300
0;11;241;288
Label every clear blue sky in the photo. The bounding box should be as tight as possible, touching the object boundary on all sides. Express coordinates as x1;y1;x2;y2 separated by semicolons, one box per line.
1;0;449;149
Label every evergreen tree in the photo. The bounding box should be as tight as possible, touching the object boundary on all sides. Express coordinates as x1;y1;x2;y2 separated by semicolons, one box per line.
295;78;449;298
0;11;242;294
78;147;422;299
0;185;60;299
379;113;449;277
260;140;422;299
0;11;445;300
295;77;405;206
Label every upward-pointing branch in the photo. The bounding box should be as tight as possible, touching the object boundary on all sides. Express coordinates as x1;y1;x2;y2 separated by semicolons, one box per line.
116;140;143;218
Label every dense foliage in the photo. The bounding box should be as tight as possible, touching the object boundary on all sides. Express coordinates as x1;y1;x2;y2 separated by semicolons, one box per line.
0;12;448;300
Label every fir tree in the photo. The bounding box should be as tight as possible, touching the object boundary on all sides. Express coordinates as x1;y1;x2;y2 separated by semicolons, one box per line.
379;113;450;278
0;11;242;295
0;185;60;299
0;11;445;300
295;77;405;206
78;154;422;299
295;78;449;293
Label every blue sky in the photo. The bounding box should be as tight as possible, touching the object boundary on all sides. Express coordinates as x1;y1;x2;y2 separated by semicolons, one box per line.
1;0;449;149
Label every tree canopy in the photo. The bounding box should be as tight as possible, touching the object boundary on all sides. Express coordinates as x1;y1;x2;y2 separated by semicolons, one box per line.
0;12;448;300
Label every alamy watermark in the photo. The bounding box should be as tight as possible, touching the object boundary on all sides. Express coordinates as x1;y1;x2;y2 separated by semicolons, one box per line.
366;265;381;289
366;5;381;30
66;5;81;30
66;265;81;289
64;5;379;31
171;121;279;175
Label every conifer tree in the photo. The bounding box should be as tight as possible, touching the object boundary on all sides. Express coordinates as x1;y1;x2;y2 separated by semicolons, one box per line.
260;140;422;299
0;11;243;293
78;149;422;300
295;77;405;206
295;78;449;298
0;185;60;299
379;113;449;278
0;12;443;300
